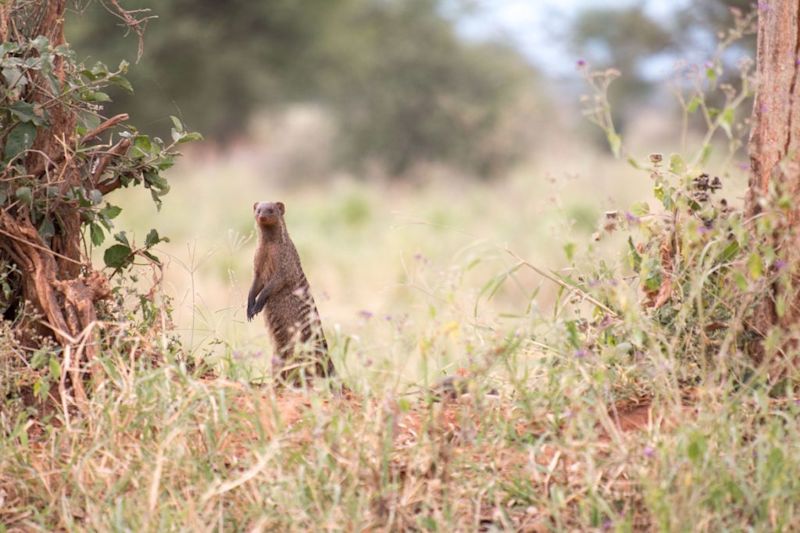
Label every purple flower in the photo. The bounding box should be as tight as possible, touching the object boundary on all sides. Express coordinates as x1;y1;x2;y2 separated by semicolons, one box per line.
758;1;771;12
704;60;714;69
625;212;640;224
574;349;589;359
775;259;788;271
358;309;374;320
737;161;750;171
576;58;586;68
644;445;655;458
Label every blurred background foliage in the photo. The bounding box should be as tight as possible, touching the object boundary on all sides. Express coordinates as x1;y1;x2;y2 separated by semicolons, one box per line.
67;0;545;179
569;0;754;132
67;0;753;180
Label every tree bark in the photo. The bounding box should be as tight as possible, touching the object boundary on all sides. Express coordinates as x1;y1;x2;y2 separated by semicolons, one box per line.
1;1;118;407
746;2;800;338
747;1;800;216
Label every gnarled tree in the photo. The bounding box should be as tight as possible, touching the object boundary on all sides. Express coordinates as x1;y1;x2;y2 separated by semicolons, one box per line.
0;1;197;407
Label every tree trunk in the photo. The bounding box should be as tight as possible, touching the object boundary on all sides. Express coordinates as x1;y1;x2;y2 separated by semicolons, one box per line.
747;2;800;214
746;1;800;338
1;2;116;407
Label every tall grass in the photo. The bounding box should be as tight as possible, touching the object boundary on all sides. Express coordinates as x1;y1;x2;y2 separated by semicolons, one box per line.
5;16;800;525
4;133;799;530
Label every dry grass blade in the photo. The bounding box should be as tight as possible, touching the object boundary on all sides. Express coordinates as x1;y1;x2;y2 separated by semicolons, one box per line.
505;247;619;318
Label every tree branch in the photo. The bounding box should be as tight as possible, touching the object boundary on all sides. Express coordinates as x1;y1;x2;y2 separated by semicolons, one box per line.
82;113;129;143
92;138;131;194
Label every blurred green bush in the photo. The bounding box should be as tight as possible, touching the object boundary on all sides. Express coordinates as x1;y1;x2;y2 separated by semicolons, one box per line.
67;0;544;178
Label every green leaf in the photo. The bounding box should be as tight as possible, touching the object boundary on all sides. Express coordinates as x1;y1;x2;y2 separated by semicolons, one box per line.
48;356;61;379
86;90;111;102
565;320;580;349
30;36;50;51
141;250;161;265
145;229;162;248
669;154;686;175
631;202;650;216
0;42;19;56
38;217;55;241
747;252;763;279
170;115;184;133
31;349;49;369
132;135;154;157
114;231;130;246
718;241;740;263
686;96;702;114
563;242;576;262
109;74;133;93
89;61;110;77
34;378;50;401
643;270;661;292
687;433;706;463
700;144;713;165
8;101;44;125
101;204;122;219
606;131;622;158
15;186;32;204
89;189;103;205
104;244;133;269
3;122;37;162
90;223;105;246
177;131;203;144
144;171;170;208
720;108;734;138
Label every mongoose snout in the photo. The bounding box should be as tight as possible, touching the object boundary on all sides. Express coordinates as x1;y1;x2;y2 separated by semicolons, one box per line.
254;201;284;226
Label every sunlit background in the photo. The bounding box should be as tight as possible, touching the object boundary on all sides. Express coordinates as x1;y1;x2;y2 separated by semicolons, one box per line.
66;0;753;381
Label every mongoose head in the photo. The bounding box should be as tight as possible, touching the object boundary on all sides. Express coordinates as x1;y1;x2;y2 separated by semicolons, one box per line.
253;201;285;227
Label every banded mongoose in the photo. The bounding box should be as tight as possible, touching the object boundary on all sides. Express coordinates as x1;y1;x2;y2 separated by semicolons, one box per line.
247;201;333;383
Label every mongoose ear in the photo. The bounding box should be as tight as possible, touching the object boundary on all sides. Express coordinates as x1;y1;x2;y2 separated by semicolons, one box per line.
253;202;259;211
277;202;285;215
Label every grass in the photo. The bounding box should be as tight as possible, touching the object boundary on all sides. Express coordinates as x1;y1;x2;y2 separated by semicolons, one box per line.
3;140;800;531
